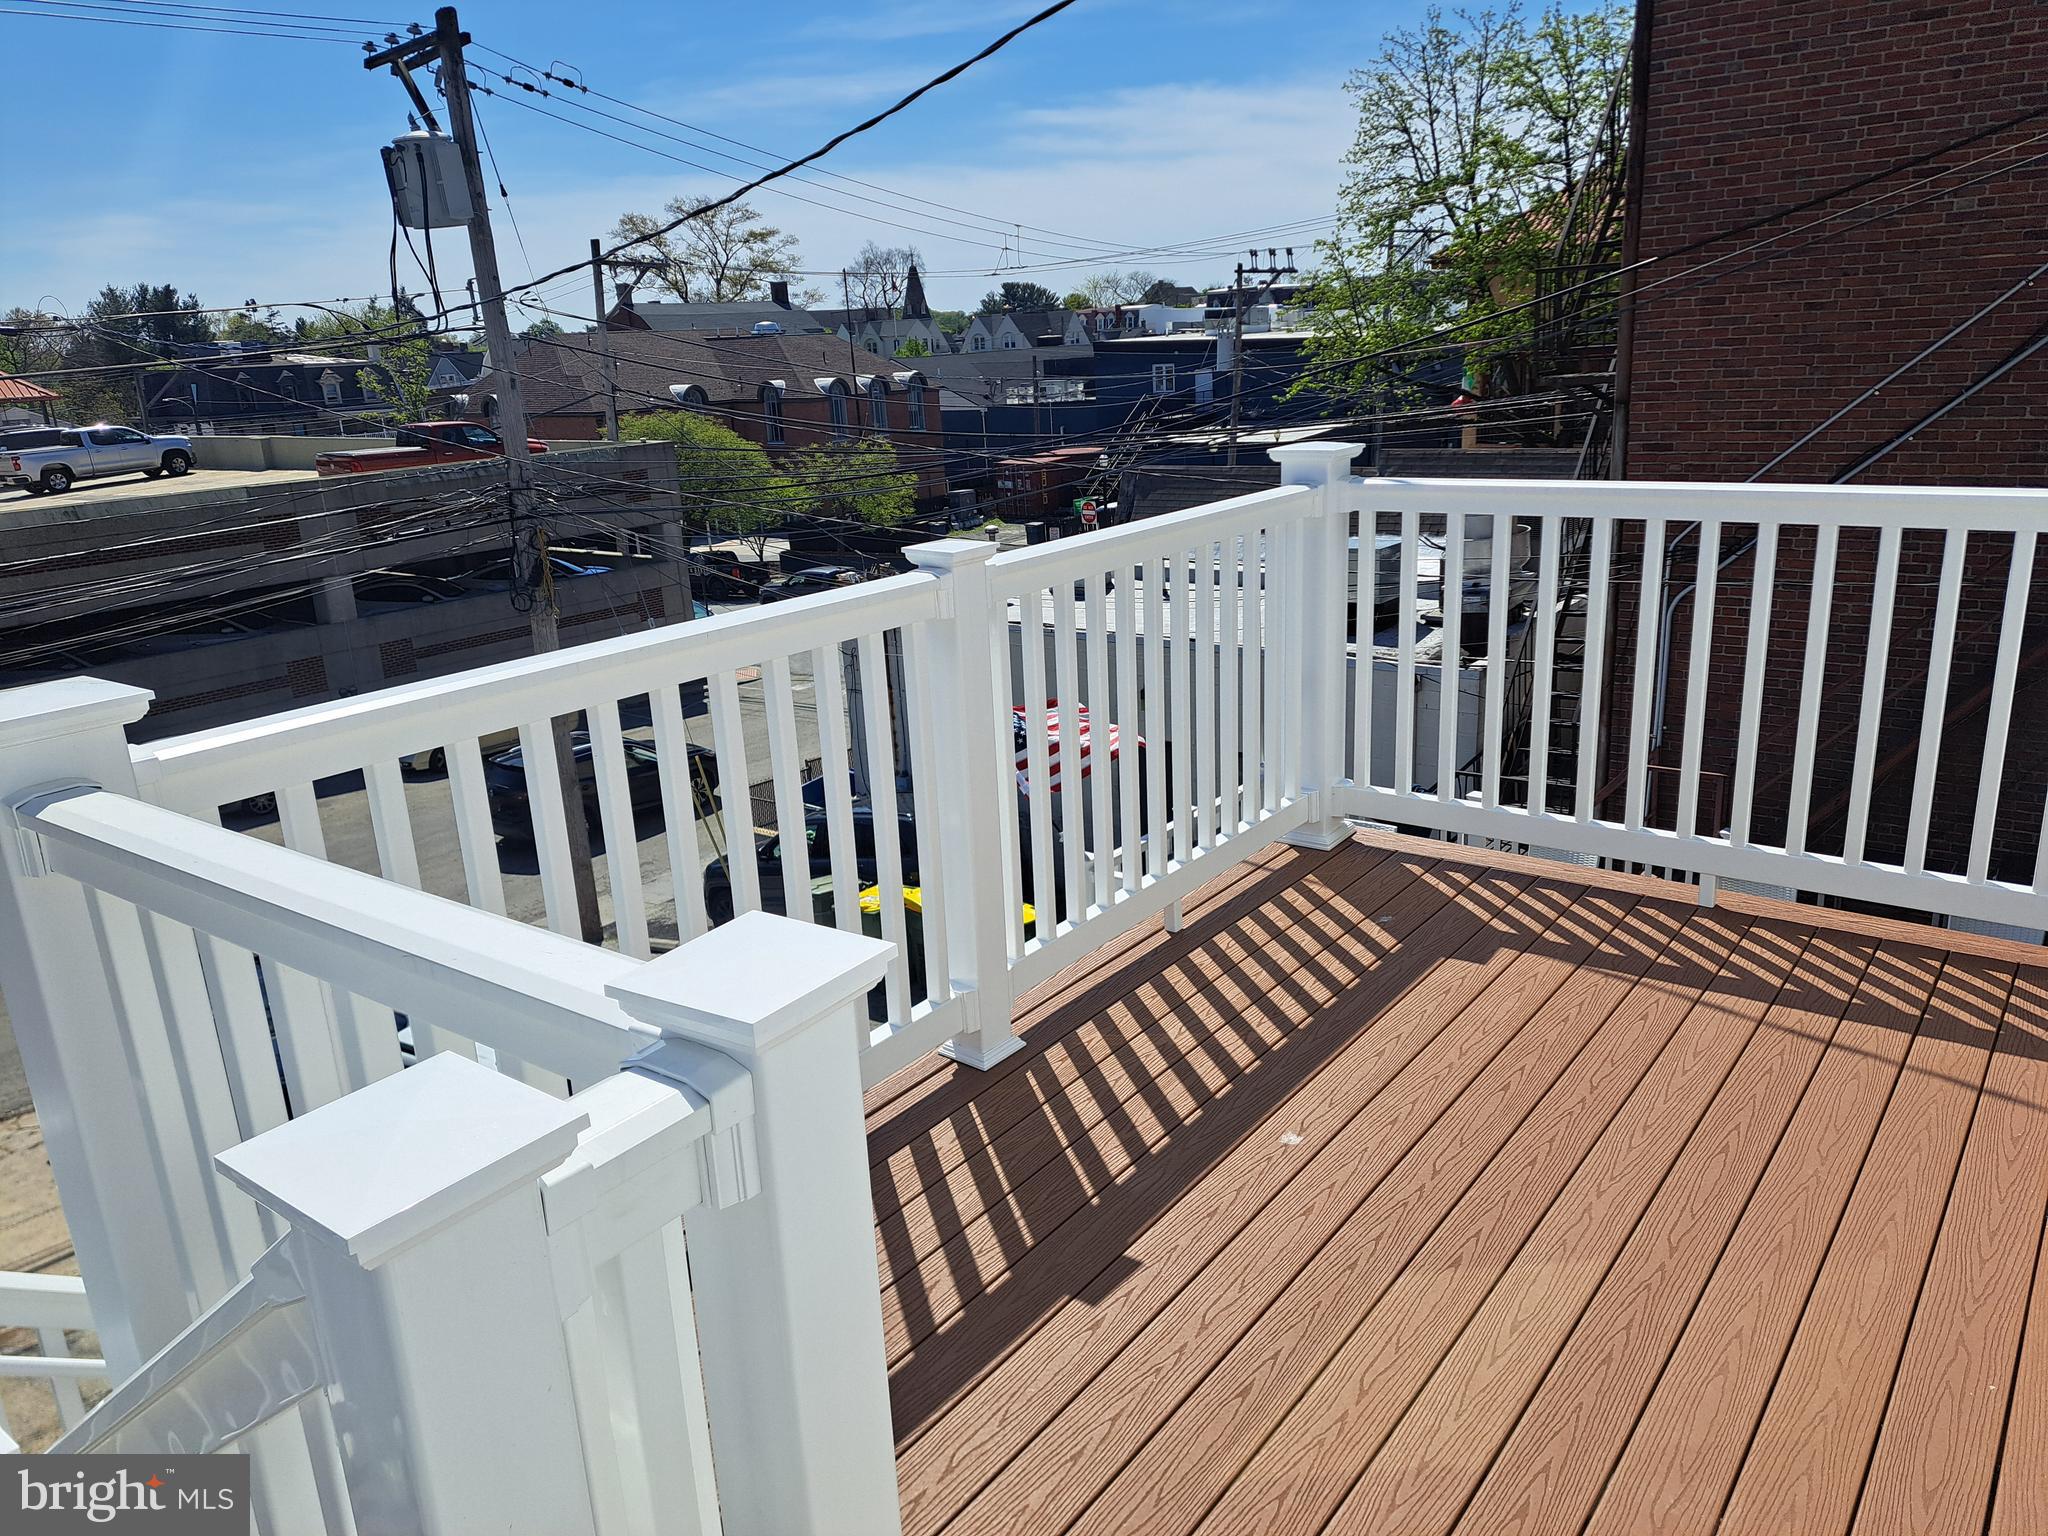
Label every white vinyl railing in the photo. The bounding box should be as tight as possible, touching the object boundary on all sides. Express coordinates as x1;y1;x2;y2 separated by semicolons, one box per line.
3;450;2045;1530
0;1272;102;1451
1343;478;2048;932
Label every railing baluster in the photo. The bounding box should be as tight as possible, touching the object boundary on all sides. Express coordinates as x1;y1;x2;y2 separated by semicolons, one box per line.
363;761;421;890
1785;523;1838;856
1218;539;1243;835
1355;509;1378;793
705;672;758;918
1052;572;1088;909
1905;526;1967;874
763;656;814;927
589;698;652;956
1843;525;1901;867
1528;514;1561;813
1575;518;1614;825
517;721;586;936
1438;510;1464;802
1240;534;1263;828
1395;507;1419;795
1143;557;1170;871
1274;520;1299;803
1194;541;1218;853
1019;584;1059;933
186;807;291;1144
649;684;709;944
1169;548;1195;865
1485;511;1511;811
1083;572;1116;913
272;785;367;1106
855;632;911;1021
809;643;861;936
1625;516;1666;833
1729;523;1779;846
1114;567;1143;897
1677;516;1722;842
1968;531;2036;883
447;738;507;917
902;623;952;1005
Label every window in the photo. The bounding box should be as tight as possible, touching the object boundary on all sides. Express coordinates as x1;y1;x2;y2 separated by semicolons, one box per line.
761;384;785;444
319;370;343;406
971;332;988;352
459;426;501;449
1000;332;1020;349
827;381;849;437
1195;369;1214;404
907;384;927;432
275;374;296;401
867;377;889;429
1151;363;1177;395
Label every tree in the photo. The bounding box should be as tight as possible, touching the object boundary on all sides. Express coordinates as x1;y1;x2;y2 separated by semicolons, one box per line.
932;309;969;336
288;301;437;419
895;336;932;358
787;436;916;528
605;197;801;303
1063;292;1090;310
978;281;1063;314
1076;269;1164;307
520;317;564;341
1294;2;1631;401
620;409;803;557
215;307;290;345
25;285;213;424
843;242;925;313
1139;277;1194;305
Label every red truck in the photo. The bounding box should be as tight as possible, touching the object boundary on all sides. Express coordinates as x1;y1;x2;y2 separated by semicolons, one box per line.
315;421;549;476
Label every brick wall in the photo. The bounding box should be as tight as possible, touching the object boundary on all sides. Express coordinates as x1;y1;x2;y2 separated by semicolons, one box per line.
1612;0;2048;886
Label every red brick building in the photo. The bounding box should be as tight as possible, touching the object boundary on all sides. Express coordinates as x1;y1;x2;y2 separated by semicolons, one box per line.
1606;0;2048;892
469;330;949;506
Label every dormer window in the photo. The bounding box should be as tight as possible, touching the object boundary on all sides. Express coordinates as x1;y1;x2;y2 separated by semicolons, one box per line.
971;332;988;352
866;377;889;428
318;370;343;406
826;380;849;437
907;382;927;432
761;383;785;444
275;373;297;401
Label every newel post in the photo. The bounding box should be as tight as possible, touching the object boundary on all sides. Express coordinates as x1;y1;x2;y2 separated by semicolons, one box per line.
905;536;1027;1070
215;1053;597;1536
0;679;192;1374
1270;443;1363;848
608;912;903;1536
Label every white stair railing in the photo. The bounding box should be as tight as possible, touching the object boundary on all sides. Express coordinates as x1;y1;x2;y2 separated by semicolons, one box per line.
0;1272;103;1449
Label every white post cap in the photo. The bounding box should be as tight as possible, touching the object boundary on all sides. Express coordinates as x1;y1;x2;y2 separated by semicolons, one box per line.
215;1053;589;1269
0;679;152;750
1268;441;1364;480
606;911;895;1057
906;536;998;571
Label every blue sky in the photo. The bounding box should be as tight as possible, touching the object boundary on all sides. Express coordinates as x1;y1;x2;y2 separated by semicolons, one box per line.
1;0;1433;326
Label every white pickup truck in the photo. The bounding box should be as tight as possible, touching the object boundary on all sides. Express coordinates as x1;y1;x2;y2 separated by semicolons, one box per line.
1;425;195;494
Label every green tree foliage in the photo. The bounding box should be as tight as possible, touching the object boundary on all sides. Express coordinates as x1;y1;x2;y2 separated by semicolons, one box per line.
620;409;801;556
931;309;969;336
978;281;1063;314
606;198;802;303
1295;2;1630;401
787;436;916;528
520;317;564;341
894;336;932;358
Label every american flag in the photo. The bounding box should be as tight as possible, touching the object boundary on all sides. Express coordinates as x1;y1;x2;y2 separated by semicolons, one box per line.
1013;699;1127;795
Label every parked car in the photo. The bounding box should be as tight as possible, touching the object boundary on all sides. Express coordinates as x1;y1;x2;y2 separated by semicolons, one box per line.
756;566;865;604
484;730;719;841
2;424;193;494
703;798;921;927
0;426;66;454
314;421;549;477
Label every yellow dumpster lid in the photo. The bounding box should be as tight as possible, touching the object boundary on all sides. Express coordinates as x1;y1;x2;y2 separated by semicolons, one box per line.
858;885;1034;924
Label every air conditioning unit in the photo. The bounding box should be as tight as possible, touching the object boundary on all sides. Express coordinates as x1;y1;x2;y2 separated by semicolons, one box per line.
382;131;473;230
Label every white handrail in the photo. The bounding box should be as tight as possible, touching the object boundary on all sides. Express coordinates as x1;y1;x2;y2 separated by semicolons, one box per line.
134;571;942;811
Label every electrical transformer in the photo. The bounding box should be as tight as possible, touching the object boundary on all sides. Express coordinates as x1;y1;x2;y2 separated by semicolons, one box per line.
382;131;473;229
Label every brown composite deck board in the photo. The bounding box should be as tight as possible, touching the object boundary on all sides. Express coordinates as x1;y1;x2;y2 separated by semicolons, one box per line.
1336;928;1879;1536
880;845;1453;1361
934;883;1647;1536
885;851;1512;1432
1715;954;2011;1536
1521;940;1933;1536
1853;966;2048;1536
1186;911;1790;1536
874;834;2048;1536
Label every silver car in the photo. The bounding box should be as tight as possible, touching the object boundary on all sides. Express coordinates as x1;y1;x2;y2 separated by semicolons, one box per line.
2;424;195;494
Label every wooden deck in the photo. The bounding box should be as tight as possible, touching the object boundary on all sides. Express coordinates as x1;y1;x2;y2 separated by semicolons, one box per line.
865;830;2048;1536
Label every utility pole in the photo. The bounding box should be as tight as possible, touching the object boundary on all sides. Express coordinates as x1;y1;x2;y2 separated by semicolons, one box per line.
590;236;619;442
1225;246;1296;466
367;8;602;942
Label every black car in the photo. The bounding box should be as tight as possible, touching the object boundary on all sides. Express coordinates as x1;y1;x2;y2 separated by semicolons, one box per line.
756;566;865;604
703;799;921;926
485;730;719;842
